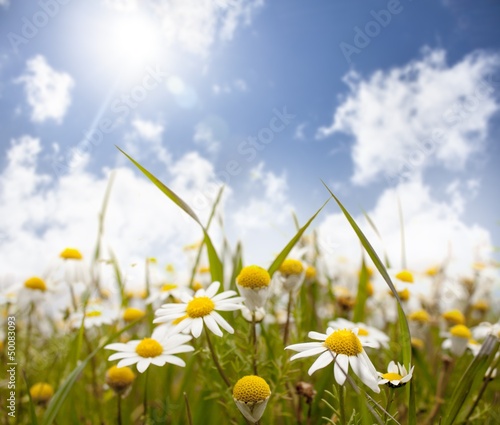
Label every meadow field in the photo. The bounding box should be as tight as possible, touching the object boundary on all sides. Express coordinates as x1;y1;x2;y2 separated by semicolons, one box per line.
1;154;499;425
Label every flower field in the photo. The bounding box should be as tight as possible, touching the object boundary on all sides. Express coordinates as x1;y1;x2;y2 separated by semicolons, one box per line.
1;154;499;425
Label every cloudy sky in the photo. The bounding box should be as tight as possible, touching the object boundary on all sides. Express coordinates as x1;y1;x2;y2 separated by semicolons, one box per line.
1;0;499;281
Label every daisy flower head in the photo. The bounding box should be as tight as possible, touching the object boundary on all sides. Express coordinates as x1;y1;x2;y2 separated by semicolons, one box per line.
105;365;136;395
233;375;271;424
153;281;244;338
286;327;380;393
69;302;116;329
105;327;194;373
328;318;390;349
29;382;54;405
146;282;190;306
278;259;305;292
441;324;472;356
236;265;271;311
378;361;414;388
57;247;89;286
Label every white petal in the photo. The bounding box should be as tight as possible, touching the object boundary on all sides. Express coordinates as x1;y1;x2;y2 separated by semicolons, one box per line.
211;291;238;301
286;342;324;352
290;347;327;361
149;357;167;367
165;345;195;355
308;331;328;341
108;352;139;361
210;311;234;334
334;354;349;385
163;355;186;367
308;350;334;375
204;315;223;337
172;318;194;335
136;359;151;373
105;343;135;352
117;357;139;368
205;281;220;298
191;318;204;338
215;303;244;311
388;361;398;373
164;333;193;347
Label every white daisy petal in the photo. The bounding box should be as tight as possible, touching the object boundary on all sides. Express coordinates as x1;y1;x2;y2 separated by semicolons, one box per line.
211;291;238;301
290;347;327;361
163;355;187;367
334;354;349;385
204;315;223;337
308;350;334;375
105;343;135;352
205;281;220;298
136;359;151;373
210;311;234;334
286;342;324;352
117;357;140;368
108;352;139;361
191;317;204;338
308;331;328;340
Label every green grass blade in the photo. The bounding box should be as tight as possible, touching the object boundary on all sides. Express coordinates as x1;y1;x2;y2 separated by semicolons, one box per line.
361;209;391;268
117;146;224;284
322;182;415;423
267;199;329;277
23;371;40;425
352;257;369;323
42;319;143;425
188;186;225;287
442;335;499;425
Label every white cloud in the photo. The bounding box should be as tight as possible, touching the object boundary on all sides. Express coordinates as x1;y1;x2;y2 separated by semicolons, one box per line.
135;0;264;57
193;122;221;153
317;48;500;185
316;178;493;277
0;136;221;279
294;122;307;140
16;55;74;124
132;118;164;142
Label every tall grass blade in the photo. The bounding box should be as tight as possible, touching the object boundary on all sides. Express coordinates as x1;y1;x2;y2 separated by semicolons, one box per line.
267;199;329;277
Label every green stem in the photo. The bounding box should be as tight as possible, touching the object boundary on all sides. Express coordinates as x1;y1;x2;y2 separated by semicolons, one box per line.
205;326;231;388
184;392;193;425
252;312;258;375
143;368;150;422
283;291;293;346
338;382;346;425
383;389;394;423
117;395;122;425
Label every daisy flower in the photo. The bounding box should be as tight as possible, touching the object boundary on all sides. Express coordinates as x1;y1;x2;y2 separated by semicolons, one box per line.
233;375;271;424
153;281;244;338
105;328;194;373
277;259;305;292
236;265;271;311
328;318;390;349
441;324;473;356
378;361;414;388
69;302;117;329
286;327;380;393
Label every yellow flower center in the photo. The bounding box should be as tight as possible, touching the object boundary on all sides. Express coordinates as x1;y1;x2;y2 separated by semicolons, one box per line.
135;338;163;358
442;310;465;325
395;270;414;283
233;375;271;403
425;266;439;276
324;329;363;356
105;365;135;392
305;266;317;281
409;310;430;323
366;282;374;297
161;283;178;292
237;265;271;289
60;247;83;260
192;281;203;291
148;257;157;264
29;383;54;403
123;308;145;322
472;300;489;312
450;324;472;339
198;266;211;274
279;259;304;276
357;328;369;336
382;372;403;381
24;276;47;292
186;296;215;318
165;263;175;272
411;338;424;349
85;311;102;318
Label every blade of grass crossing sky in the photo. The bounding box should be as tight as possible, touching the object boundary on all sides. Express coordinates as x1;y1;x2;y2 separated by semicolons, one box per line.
322;182;415;425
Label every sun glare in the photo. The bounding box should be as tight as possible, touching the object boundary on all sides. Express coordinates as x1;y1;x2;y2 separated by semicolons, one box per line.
99;14;164;77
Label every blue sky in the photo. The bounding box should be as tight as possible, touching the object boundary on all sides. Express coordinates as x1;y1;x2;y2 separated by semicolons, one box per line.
1;0;499;280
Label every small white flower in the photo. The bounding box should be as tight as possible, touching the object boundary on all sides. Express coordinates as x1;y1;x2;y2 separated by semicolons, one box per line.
441;325;473;356
378;361;414;388
153;281;244;338
105;328;194;373
286;327;380;393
